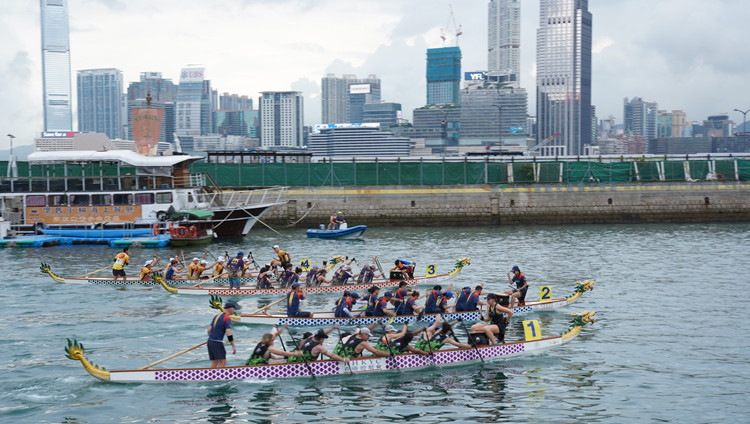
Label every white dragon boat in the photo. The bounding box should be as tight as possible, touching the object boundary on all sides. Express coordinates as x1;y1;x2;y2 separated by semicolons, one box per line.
152;258;471;296
209;281;595;326
39;263;258;286
64;311;595;383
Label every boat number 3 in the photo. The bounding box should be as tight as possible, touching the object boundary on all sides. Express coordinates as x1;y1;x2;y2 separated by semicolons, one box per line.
523;320;542;341
426;264;437;276
300;259;310;271
539;286;551;301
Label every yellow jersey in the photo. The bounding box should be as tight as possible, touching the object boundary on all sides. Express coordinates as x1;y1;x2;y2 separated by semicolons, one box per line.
113;252;129;270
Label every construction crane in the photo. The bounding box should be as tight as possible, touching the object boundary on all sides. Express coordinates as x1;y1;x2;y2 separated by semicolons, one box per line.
440;5;462;47
527;133;562;155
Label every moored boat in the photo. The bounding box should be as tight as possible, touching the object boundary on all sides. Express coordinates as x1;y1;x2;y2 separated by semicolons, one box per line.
208;281;595;326
153;257;471;296
64;311;596;382
306;225;367;239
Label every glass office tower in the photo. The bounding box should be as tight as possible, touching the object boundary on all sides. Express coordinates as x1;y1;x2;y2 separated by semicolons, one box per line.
426;47;462;105
536;0;592;155
41;0;73;132
77;68;123;139
488;0;521;87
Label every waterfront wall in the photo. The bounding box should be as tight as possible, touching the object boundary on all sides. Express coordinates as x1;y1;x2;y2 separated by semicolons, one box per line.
261;182;750;227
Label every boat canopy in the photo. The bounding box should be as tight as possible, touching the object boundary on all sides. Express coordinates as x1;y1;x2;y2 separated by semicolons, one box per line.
172;209;214;219
27;150;203;168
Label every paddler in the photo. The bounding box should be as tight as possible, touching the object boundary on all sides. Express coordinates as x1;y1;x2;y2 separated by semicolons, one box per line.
271;245;291;269
356;260;383;285
469;293;513;344
424;284;453;314
331;264;356;286
373;291;396;317
187;257;201;279
286;283;311;317
336;327;390;359
360;286;380;316
504;265;529;308
139;259;161;281
287;326;349;363
245;324;299;365
165;257;185;280
207;301;238;368
211;257;226;278
455;285;484;312
414;316;472;351
334;291;360;318
196;259;215;279
112;247;129;281
375;324;429;355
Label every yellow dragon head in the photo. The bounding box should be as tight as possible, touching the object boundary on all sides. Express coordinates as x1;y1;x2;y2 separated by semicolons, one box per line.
65;338;110;381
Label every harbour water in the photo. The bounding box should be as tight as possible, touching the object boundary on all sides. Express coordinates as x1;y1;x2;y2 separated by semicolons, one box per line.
1;223;748;423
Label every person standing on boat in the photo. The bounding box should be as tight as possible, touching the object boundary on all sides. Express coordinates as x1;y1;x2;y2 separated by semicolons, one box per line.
375;324;429;355
287;283;311;317
245;325;300;365
337;328;390;358
504;265;528;308
334;291;360;317
207;301;237;368
424;284;453;314
112;247;129;281
373;291;396;317
470;293;513;344
226;252;245;290
271;245;291;269
287;326;349;363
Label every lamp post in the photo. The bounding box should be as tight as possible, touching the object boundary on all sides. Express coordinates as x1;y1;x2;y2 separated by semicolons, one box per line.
734;108;749;134
493;105;503;146
5;133;13;157
6;133;16;184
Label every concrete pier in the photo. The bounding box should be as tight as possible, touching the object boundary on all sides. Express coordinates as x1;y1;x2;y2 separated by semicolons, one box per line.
262;182;750;227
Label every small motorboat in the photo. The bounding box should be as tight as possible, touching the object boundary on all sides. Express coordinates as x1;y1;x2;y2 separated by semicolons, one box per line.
306;223;367;239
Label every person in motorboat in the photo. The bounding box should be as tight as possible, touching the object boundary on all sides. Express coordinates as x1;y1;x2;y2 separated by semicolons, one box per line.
328;211;338;230
469;293;514;345
287;326;349;363
112;247;130;281
207;301;238;368
245;324;300;365
504;265;529;308
335;211;346;229
287;282;311;317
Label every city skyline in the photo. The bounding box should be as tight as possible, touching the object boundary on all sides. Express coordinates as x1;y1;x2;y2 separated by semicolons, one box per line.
1;0;748;149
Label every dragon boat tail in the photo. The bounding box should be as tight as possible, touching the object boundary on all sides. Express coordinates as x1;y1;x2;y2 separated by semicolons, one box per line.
65;311;595;383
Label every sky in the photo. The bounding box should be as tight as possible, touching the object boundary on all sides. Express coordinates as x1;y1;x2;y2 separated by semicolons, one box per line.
1;0;749;153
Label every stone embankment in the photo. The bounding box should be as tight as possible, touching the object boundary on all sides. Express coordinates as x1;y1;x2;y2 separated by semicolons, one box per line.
261;182;750;227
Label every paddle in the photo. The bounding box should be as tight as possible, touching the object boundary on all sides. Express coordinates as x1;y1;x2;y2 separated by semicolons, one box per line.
138;341;207;370
286;330;316;379
76;264;113;278
274;324;288;352
190;272;227;287
374;256;385;278
456;316;484;363
421;327;437;367
379;321;400;371
335;326;354;375
249;296;287;315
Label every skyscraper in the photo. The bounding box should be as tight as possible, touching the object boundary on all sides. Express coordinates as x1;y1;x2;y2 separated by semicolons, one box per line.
624;97;658;140
260;91;304;148
536;0;592;155
321;74;348;124
77;68;123;139
175;67;213;138
426;47;462;105
41;0;73;132
321;74;382;124
488;0;521;87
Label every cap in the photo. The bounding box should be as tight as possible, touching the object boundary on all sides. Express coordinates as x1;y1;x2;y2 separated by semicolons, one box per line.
344;265;351;270
291;282;300;289
224;301;238;309
384;325;396;333
169;257;175;262
273;245;280;249
384;291;393;297
511;265;520;272
193;257;199;261
359;328;371;336
144;260;153;266
444;291;453;299
314;329;329;339
266;270;274;276
343;290;351;296
201;260;207;264
350;292;360;299
237;252;244;257
370;265;377;269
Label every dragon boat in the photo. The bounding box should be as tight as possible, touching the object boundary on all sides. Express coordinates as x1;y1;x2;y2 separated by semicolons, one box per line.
209;280;595;327
64;311;595;383
39;263;257;287
153;258;471;296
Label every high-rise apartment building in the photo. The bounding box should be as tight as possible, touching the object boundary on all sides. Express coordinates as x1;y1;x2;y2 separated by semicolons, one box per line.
41;0;73;132
624;97;658;140
77;68;123;139
657;110;688;138
321;74;382;124
260;91;304;148
426;47;462;105
219;93;253;111
488;0;521;87
536;0;592;155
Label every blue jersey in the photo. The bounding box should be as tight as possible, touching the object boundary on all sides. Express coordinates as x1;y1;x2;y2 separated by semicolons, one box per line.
287;291;305;317
465;290;481;311
373;297;390;317
363;294;378;315
424;290;442;314
208;313;232;342
165;263;175;280
455;288;471;311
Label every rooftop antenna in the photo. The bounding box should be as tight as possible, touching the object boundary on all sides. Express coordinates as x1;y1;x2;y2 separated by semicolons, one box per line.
440;5;463;47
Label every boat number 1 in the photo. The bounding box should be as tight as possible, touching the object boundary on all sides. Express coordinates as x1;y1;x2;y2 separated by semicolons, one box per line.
426;264;437;276
523;320;542;341
539;286;551;301
300;259;310;271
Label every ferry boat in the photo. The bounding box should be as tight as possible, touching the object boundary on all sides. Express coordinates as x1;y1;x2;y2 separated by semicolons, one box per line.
0;150;286;238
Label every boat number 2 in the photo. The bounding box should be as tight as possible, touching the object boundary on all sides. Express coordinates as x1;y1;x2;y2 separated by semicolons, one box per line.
300;259;310;271
523;320;542;341
539;286;551;301
426;264;437;276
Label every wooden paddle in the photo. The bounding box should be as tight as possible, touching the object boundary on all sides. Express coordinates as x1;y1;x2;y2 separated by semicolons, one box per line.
248;296;287;315
190;272;227;287
76;264;113;278
138;341;207;370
